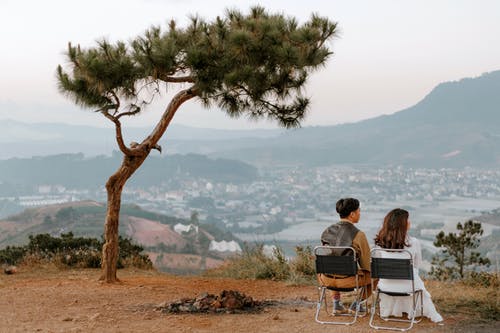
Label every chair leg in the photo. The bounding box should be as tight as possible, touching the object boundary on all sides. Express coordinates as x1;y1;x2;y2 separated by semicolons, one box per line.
369;291;422;331
352;286;368;317
369;291;380;329
314;287;327;323
314;287;359;326
409;291;423;324
418;290;423;320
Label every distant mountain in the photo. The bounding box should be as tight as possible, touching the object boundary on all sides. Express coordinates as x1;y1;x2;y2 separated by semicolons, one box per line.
2;70;499;167
211;70;500;167
0;118;282;159
0;153;258;195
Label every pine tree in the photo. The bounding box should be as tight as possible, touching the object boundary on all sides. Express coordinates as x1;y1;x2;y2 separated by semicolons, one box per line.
56;6;337;282
430;220;490;280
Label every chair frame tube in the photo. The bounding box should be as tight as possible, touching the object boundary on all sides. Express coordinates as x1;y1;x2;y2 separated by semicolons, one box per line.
314;245;367;326
369;248;424;331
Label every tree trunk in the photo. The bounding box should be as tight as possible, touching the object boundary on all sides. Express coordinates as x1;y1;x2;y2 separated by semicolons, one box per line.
99;87;197;283
459;247;465;279
100;155;146;282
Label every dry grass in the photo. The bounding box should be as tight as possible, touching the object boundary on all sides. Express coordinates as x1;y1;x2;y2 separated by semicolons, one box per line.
427;278;499;321
205;247;499;323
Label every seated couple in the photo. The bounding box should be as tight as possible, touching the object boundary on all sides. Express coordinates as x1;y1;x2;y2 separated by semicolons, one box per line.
318;198;443;323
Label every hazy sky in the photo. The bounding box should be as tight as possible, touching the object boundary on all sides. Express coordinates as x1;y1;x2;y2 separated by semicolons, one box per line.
1;0;499;129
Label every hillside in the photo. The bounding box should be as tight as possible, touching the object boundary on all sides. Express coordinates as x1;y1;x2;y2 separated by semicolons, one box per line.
0;201;240;273
0;119;282;160
212;70;500;167
0;153;258;194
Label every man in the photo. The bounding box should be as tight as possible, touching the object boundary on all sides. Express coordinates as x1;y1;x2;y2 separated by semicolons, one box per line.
318;197;372;314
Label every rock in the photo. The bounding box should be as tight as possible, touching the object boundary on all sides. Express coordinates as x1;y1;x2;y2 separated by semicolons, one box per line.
4;266;17;275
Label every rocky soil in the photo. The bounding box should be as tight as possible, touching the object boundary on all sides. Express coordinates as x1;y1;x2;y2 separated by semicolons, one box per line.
0;267;493;333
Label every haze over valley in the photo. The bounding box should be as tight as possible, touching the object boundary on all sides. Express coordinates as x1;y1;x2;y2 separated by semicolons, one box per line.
1;70;500;271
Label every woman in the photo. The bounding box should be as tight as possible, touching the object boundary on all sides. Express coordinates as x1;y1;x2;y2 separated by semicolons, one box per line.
373;208;443;323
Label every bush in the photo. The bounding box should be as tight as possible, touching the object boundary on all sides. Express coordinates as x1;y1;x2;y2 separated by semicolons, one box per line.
0;245;27;265
60;248;102;268
290;245;315;277
204;244;288;280
0;232;152;269
117;236;153;269
205;244;316;284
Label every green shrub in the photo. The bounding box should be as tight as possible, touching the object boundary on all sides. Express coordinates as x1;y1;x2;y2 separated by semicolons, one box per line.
117;236;152;269
0;245;27;265
0;232;152;269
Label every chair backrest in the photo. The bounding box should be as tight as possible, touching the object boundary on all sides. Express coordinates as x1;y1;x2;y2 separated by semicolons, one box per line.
314;246;358;276
370;248;414;280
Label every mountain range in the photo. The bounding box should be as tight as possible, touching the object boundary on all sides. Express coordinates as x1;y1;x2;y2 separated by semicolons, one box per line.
211;70;500;167
1;70;500;168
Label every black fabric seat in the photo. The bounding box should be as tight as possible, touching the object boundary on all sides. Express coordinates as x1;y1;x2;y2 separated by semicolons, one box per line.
314;245;367;326
369;249;424;331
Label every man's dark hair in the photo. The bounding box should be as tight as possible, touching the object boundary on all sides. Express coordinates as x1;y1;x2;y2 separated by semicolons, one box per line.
336;198;360;218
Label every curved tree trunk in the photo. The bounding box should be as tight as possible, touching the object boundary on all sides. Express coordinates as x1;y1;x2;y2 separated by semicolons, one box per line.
100;155;147;282
99;87;197;283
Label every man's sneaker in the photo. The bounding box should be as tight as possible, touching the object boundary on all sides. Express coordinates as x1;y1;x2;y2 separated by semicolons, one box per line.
349;300;367;314
332;300;348;315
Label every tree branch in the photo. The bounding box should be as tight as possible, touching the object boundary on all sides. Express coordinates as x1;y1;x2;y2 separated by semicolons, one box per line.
101;111;140;156
144;86;199;147
159;74;195;83
116;107;141;119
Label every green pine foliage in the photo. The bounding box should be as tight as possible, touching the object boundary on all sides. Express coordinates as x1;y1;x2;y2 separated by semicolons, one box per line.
57;6;337;128
430;220;491;280
56;7;336;280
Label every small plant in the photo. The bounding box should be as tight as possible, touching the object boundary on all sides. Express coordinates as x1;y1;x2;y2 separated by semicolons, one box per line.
205;243;316;284
204;244;286;280
430;220;490;280
290;245;315;277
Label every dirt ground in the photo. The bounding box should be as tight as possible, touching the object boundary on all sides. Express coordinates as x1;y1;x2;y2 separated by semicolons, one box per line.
0;268;494;333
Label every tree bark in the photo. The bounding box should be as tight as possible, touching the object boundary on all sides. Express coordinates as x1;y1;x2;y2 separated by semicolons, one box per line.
99;87;197;283
100;155;147;282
